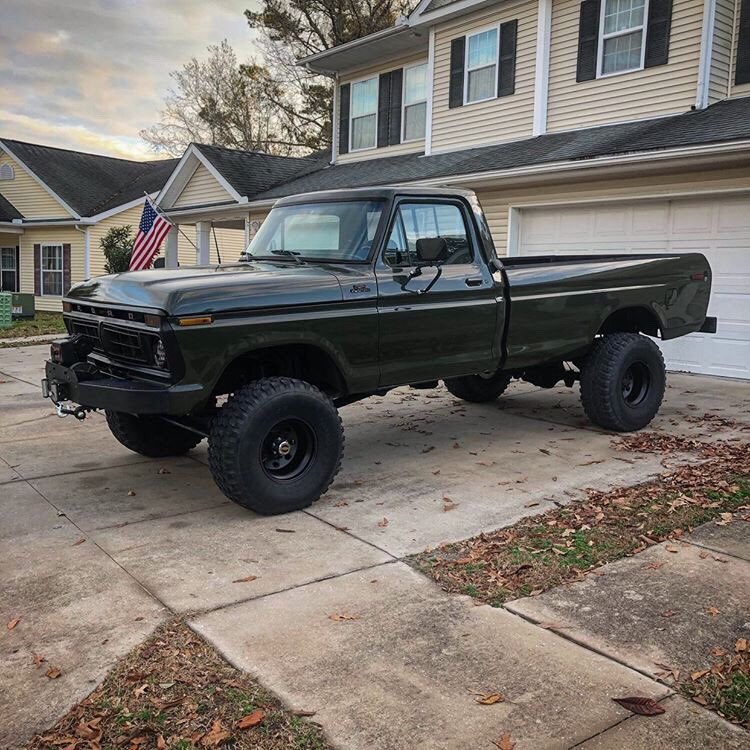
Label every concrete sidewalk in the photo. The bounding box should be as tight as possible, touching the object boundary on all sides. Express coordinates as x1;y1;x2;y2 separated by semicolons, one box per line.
1;344;748;748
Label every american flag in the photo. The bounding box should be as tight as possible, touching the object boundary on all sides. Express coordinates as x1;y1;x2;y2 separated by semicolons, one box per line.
129;198;172;271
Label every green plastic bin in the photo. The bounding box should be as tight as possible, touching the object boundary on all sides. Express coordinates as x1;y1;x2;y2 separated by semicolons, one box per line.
0;292;12;329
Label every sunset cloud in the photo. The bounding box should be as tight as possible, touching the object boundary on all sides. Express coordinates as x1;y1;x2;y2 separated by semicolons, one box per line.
1;0;261;160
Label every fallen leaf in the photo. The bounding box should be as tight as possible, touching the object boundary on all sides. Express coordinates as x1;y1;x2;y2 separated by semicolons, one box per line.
642;561;665;570
660;609;680;618
45;666;62;679
157;467;171;475
292;709;316;717
157;736;167;750
32;653;46;667
201;719;231;747
665;544;679;553
475;692;504;705
6;616;20;630
443;496;458;512
377;517;389;527
232;575;258;583
75;718;102;740
134;683;149;697
735;638;748;652
328;613;359;622
127;490;136;497
692;695;708;706
237;709;264;729
705;606;721;617
72;538;86;546
612;696;665;716
690;669;710;681
493;732;516;749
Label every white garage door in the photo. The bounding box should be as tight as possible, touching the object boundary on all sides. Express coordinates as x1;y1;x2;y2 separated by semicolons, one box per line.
518;195;750;379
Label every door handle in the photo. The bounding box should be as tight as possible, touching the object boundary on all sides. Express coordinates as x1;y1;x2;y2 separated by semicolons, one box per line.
464;277;483;287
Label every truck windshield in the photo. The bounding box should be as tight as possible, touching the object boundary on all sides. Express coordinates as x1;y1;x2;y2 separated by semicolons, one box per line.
245;200;385;262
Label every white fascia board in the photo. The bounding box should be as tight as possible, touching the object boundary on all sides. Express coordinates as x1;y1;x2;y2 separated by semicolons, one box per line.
87;193;158;223
155;145;202;208
411;140;750;186
0;140;81;220
409;0;499;25
0;223;24;234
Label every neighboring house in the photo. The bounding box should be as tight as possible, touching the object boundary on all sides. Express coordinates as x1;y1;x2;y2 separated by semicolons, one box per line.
157;0;750;380
0;139;178;312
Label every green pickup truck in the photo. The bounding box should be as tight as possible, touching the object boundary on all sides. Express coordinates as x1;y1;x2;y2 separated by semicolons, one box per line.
43;187;715;515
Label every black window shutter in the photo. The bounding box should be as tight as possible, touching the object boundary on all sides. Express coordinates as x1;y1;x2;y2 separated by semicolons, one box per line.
388;69;403;145
63;244;71;295
338;83;350;155
498;20;518;97
15;246;20;292
33;244;41;296
644;0;673;68
576;0;601;82
449;36;466;108
736;0;750;84
377;72;392;148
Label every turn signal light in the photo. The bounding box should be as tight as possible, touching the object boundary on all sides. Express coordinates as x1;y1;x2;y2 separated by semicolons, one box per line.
144;314;161;328
62;302;72;312
177;315;213;327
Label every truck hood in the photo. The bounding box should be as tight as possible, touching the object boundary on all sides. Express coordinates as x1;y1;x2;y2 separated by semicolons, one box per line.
66;262;344;317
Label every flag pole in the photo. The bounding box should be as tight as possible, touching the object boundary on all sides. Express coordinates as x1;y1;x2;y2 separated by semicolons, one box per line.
143;192;199;253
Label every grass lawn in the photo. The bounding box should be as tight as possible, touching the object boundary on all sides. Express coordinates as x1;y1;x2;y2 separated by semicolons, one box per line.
0;312;66;340
27;620;330;750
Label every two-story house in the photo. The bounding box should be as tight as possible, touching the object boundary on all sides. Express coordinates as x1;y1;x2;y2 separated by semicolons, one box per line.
157;0;750;380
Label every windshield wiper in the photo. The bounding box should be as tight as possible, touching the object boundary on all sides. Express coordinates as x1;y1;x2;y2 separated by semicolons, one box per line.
270;249;304;264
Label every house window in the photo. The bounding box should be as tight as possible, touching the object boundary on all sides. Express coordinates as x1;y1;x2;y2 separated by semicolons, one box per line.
350;77;378;151
465;27;498;103
0;248;17;291
41;244;63;296
599;0;648;76
402;63;428;142
0;163;14;180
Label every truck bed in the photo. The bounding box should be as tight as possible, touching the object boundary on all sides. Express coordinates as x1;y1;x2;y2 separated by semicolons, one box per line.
500;252;711;370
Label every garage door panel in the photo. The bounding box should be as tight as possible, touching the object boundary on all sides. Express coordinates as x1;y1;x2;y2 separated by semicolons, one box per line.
519;196;750;379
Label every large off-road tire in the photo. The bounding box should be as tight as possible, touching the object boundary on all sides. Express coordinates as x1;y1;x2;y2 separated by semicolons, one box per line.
208;377;343;515
105;411;202;457
444;369;512;403
580;333;666;432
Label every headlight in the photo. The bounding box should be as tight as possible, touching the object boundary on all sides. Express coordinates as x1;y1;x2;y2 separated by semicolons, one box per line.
153;338;168;369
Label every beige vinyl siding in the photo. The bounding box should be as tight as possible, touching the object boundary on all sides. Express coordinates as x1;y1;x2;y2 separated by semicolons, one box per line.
0;152;72;219
470;164;750;254
173;163;234;208
19;226;85;312
87;203;144;277
337;52;428;163
546;0;703;132
431;0;537;152
709;0;736;102
730;0;750;96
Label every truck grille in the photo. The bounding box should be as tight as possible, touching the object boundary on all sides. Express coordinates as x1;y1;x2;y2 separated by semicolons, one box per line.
100;324;150;365
69;319;101;345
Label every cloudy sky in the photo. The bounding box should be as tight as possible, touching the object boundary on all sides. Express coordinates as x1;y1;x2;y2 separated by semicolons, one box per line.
0;0;260;160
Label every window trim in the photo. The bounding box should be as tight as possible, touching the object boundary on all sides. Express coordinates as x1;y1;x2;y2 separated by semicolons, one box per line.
596;0;650;78
40;242;64;297
463;23;501;105
401;61;429;143
348;74;379;153
0;247;17;292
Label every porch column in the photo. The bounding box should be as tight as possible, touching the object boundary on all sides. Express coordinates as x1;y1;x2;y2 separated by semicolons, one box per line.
164;227;179;269
244;215;251;248
196;222;211;265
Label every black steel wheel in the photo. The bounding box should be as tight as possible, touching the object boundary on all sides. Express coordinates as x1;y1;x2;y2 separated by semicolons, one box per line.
208;377;343;514
580;333;666;432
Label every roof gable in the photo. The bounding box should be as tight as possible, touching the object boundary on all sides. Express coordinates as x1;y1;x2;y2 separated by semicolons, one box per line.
0;139;176;218
173;163;235;208
0;149;72;218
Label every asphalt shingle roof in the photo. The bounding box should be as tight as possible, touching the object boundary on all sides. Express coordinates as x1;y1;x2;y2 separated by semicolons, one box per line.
195;144;327;200
0;139;177;217
256;96;750;200
0;192;22;221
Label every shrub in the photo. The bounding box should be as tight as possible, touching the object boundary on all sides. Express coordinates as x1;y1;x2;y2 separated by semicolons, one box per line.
101;225;134;274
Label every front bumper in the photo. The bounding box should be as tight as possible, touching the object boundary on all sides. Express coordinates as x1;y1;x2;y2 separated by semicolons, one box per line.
43;359;203;415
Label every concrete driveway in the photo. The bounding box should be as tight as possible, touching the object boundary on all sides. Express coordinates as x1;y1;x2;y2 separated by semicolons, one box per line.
1;343;748;748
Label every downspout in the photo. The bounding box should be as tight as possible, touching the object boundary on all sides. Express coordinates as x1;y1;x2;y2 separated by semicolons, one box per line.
696;0;717;109
533;0;553;136
425;27;436;156
74;224;90;279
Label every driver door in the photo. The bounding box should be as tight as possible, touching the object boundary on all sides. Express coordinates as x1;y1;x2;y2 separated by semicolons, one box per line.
375;198;498;387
